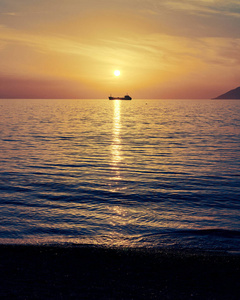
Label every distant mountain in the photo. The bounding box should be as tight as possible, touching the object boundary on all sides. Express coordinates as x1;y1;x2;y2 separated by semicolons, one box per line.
213;86;240;99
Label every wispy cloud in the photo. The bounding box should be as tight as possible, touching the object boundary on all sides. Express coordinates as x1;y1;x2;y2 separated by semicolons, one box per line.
161;0;240;18
1;12;19;16
1;25;239;71
139;0;240;19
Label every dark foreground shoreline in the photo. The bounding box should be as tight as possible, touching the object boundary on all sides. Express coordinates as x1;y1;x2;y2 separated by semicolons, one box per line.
1;245;240;299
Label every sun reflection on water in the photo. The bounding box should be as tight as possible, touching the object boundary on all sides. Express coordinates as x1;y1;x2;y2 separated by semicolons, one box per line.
111;100;122;180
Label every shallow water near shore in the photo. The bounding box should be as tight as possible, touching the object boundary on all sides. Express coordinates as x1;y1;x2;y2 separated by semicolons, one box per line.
0;99;239;250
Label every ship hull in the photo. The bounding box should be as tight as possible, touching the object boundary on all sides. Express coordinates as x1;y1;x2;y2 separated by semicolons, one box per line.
109;95;132;100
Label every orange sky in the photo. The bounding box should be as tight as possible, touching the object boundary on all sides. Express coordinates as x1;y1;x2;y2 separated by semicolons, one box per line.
0;0;239;99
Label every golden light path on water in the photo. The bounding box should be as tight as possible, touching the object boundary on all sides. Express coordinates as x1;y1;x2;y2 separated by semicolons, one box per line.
85;99;135;248
107;100;126;246
111;100;122;181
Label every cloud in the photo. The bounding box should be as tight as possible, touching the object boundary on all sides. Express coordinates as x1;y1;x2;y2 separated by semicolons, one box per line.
1;12;19;16
1;24;239;77
159;0;240;18
198;37;240;66
135;0;240;39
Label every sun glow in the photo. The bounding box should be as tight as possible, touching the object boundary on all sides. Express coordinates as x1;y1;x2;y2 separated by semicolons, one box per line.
114;70;120;76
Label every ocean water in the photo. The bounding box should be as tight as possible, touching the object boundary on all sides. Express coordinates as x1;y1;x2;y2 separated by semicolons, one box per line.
0;99;239;250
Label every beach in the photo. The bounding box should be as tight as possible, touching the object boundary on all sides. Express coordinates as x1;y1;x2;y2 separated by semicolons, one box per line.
1;245;239;299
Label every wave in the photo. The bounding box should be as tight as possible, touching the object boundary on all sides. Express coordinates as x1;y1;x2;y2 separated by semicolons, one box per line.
134;228;240;250
141;228;240;239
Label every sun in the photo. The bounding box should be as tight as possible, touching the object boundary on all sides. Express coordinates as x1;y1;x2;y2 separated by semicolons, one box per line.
114;70;120;76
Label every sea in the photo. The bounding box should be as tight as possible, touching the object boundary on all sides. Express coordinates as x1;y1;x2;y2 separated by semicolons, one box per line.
0;99;239;251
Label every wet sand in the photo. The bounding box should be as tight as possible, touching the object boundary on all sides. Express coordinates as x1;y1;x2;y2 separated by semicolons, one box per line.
1;245;240;299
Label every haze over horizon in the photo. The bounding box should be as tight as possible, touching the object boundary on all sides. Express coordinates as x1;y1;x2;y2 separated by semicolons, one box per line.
0;0;240;99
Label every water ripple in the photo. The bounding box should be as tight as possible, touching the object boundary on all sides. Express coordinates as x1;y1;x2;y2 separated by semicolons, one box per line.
0;99;240;249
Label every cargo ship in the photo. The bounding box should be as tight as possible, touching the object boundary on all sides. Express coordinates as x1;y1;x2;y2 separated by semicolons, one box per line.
109;94;132;100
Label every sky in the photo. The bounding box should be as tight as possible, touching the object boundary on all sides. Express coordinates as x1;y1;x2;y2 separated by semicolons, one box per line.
0;0;240;99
